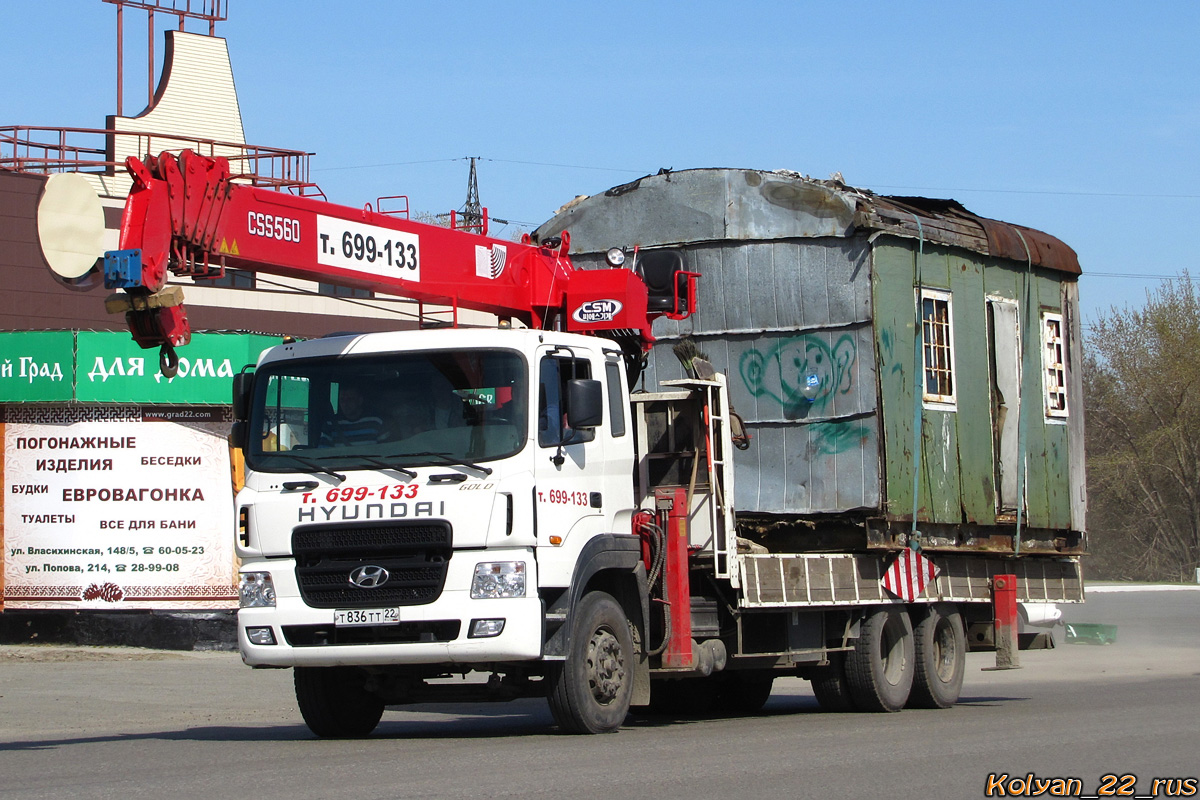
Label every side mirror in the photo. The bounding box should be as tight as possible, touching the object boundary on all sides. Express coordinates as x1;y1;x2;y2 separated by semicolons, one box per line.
566;379;604;429
232;372;254;420
229;420;248;450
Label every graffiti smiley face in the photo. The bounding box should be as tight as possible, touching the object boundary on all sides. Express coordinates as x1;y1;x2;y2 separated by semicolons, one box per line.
740;334;857;420
781;339;833;404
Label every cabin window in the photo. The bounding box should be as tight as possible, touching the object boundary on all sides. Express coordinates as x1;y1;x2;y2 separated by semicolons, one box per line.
1042;312;1069;419
920;288;957;408
605;360;627;438
208;268;255;289
318;282;373;299
538;355;594;446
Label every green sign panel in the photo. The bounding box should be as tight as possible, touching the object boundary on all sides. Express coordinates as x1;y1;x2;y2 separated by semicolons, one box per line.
0;331;75;402
76;332;282;404
0;331;284;404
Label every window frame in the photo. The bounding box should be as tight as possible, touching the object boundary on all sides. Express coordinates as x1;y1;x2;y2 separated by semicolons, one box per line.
919;287;958;410
605;360;627;438
318;282;374;299
538;354;595;447
1041;311;1069;420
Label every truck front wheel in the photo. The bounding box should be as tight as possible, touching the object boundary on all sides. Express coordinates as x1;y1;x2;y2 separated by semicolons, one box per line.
845;606;915;712
907;603;965;708
294;666;384;738
547;590;634;734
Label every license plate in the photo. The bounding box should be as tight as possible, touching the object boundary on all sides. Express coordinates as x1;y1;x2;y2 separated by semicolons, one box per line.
334;607;400;627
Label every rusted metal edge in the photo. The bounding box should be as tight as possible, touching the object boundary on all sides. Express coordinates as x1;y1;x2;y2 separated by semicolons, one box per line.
861;195;1081;276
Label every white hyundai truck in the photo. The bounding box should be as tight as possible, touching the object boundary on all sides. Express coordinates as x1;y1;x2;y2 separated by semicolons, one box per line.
85;153;1085;735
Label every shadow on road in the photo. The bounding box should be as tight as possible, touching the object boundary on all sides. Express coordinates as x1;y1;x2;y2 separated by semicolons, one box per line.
0;725;313;751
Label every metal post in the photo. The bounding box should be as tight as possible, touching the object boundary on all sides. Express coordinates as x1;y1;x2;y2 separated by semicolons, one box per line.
116;2;124;115
147;9;155;108
985;574;1021;670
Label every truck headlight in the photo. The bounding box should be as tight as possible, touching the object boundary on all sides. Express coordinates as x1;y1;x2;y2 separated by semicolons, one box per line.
470;561;526;599
239;572;276;608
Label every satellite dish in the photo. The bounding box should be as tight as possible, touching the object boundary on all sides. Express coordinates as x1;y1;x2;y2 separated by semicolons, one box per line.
37;172;106;289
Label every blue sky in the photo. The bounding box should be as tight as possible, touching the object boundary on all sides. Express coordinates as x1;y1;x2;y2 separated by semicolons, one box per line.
4;1;1197;323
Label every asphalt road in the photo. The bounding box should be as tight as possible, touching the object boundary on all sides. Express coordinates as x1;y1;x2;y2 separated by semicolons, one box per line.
1;587;1198;800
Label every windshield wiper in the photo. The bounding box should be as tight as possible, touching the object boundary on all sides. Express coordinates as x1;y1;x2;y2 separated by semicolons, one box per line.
323;454;417;481
386;450;493;477
272;454;346;484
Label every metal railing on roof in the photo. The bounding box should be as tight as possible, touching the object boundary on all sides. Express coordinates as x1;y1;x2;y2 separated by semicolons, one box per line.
0;125;315;192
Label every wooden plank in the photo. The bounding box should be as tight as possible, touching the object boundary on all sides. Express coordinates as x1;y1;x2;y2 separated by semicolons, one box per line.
949;255;997;524
914;249;963;525
1063;281;1088;532
872;242;919;520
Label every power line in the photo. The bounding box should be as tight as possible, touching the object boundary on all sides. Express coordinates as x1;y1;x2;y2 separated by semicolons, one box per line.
251;276;425;322
479;157;644;175
313;158;467;173
1086;271;1180;280
311;155;1200;200
852;185;1200;200
313;155;645;176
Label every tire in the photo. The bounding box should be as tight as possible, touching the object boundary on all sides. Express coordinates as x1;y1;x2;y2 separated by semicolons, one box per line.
908;604;966;709
294;666;384;738
809;652;857;712
547;590;635;734
712;671;775;715
845;606;915;712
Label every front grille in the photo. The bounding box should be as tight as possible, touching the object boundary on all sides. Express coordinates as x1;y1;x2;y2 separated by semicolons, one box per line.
282;621;461;646
292;520;452;609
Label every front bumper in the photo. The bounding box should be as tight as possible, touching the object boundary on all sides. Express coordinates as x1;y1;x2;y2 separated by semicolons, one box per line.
238;549;543;668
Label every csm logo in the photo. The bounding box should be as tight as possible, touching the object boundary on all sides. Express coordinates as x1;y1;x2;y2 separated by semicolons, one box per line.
476;244;507;279
572;299;623;324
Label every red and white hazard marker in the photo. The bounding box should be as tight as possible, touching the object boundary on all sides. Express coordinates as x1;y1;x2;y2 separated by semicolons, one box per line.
882;547;940;602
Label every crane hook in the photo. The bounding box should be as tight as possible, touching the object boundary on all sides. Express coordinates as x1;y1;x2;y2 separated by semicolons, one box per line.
159;344;180;378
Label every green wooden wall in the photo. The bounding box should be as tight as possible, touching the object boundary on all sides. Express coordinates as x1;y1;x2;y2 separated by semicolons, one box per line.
872;239;1074;531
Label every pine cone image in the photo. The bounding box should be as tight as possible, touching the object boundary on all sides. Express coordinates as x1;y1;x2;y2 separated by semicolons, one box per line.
82;582;124;602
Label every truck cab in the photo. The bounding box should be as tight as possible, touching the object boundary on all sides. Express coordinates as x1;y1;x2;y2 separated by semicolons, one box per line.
233;327;645;733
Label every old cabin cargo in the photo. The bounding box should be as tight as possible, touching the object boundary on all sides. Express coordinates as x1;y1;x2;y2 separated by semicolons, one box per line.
535;168;1086;559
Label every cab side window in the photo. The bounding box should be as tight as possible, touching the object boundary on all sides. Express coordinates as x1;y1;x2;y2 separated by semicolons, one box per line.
605;361;626;438
538;356;594;447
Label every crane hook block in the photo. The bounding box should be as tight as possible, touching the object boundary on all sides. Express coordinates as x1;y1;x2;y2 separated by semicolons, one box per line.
103;249;145;289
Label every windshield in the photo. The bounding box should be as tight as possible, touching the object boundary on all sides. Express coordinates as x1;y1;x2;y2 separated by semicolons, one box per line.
246;349;527;473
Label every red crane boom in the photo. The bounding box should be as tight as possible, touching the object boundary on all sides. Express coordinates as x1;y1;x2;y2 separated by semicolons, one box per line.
104;150;694;374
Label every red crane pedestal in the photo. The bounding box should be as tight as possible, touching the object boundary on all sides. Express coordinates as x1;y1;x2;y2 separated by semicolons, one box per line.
656;488;693;670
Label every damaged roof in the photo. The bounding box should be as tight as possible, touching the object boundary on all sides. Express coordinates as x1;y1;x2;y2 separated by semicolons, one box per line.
536;168;1080;276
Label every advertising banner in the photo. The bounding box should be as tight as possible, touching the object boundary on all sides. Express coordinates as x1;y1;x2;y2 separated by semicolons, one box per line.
3;406;238;610
0;331;74;402
0;331;282;404
75;331;280;404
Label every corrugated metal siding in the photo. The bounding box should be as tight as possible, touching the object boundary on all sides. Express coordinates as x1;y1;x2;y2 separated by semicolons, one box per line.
580;235;881;514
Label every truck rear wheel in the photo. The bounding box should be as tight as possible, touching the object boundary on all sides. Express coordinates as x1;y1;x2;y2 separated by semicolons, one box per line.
294;666;384;738
547;590;634;734
810;652;857;712
908;604;965;709
845;606;914;712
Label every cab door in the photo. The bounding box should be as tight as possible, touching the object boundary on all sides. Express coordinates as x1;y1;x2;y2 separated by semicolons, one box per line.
532;347;607;584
